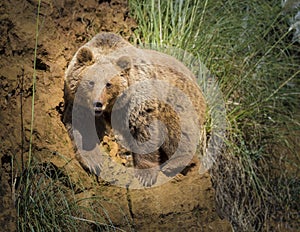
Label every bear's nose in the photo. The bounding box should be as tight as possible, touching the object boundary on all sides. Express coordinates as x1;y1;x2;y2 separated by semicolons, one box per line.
93;101;103;108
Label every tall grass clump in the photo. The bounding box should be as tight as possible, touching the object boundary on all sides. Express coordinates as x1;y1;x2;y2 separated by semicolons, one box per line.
15;159;129;231
129;0;300;230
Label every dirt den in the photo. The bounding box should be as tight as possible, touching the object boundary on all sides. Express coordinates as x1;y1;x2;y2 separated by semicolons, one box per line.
0;0;231;231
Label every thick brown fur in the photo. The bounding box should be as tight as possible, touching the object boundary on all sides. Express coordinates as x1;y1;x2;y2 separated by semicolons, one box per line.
63;32;206;186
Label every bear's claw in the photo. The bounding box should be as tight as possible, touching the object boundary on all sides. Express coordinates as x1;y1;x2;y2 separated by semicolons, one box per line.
134;168;159;187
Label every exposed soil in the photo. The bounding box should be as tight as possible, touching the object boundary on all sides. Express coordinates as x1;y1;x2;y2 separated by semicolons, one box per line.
0;0;232;231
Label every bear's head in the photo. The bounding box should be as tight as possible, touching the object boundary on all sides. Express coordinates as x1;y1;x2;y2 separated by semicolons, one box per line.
64;32;132;104
68;42;132;118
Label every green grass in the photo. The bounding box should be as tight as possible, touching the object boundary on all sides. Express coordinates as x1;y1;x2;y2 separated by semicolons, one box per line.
15;161;126;231
129;0;300;230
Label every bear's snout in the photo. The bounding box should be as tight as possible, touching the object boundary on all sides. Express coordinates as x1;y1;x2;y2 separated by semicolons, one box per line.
93;101;103;116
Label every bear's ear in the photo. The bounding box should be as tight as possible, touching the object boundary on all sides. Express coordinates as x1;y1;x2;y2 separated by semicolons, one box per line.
116;56;131;71
76;47;94;66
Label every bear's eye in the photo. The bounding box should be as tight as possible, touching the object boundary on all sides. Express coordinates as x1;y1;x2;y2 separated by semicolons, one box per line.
105;82;112;89
88;81;95;87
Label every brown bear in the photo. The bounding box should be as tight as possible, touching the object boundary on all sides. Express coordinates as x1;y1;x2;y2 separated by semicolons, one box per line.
63;32;206;186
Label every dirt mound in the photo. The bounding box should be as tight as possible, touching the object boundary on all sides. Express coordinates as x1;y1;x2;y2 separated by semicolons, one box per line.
0;0;231;231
